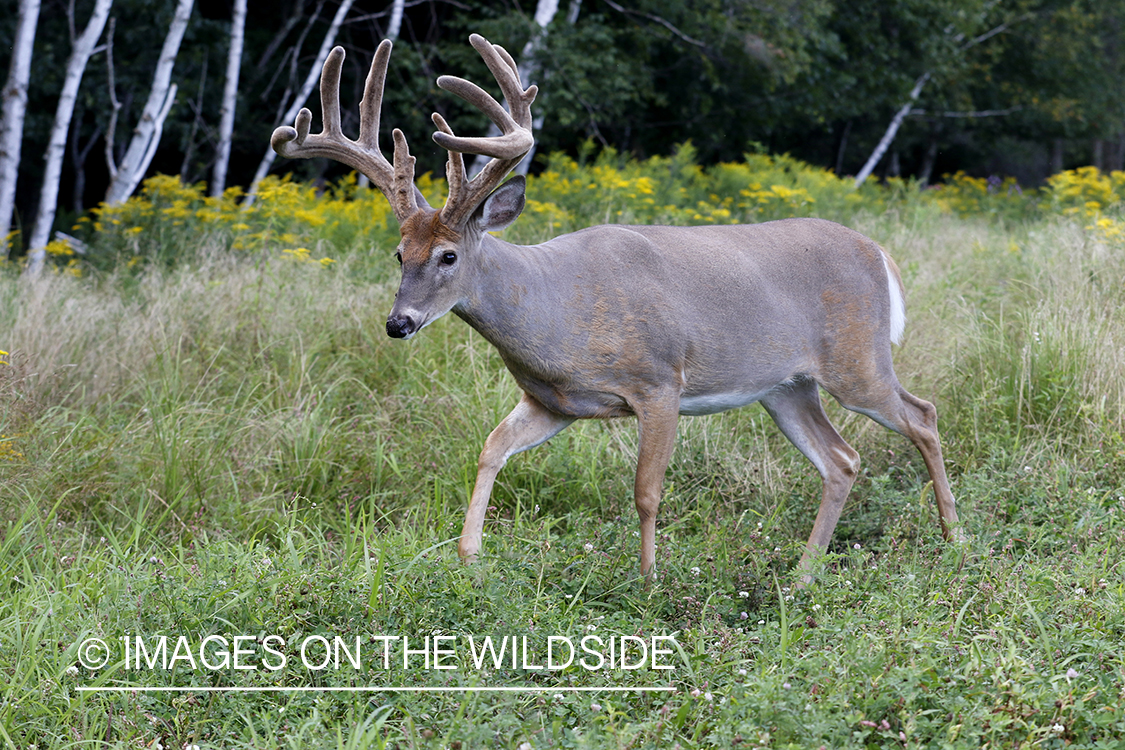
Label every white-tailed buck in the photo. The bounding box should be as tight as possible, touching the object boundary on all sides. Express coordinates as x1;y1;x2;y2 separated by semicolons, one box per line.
272;35;963;581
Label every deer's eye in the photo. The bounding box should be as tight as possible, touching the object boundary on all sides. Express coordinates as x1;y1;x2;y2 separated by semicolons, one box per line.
440;252;457;266
395;251;402;265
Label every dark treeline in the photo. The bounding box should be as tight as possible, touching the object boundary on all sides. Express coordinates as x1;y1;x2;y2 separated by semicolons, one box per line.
3;0;1123;244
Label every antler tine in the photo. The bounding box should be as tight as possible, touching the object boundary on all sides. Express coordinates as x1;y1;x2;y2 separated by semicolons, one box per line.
319;46;345;139
271;42;421;223
432;112;466;207
358;40;392;151
475;35;536;130
433;35;537;228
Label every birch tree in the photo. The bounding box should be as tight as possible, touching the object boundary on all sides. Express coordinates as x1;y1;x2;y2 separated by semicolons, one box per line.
852;73;929;187
103;0;194;205
386;0;404;41
25;0;114;275
245;0;357;203
211;0;247;197
0;0;41;259
853;15;1023;187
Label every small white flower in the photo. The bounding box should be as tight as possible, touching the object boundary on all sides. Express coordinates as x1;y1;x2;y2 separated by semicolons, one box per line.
739;590;749;598
518;743;533;750
690;688;701;697
1076;587;1086;596
1024;465;1033;473
783;682;791;689
586;623;597;632
757;619;765;625
584;543;594;552
853;543;862;550
690;566;701;577
738;668;747;676
554;693;565;701
740;611;748;620
703;692;713;702
1066;667;1079;680
1052;724;1065;733
65;665;79;677
590;702;602;712
812;604;821;611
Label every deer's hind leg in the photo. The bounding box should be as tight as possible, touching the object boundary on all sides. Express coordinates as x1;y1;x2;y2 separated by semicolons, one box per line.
833;382;963;543
760;377;862;571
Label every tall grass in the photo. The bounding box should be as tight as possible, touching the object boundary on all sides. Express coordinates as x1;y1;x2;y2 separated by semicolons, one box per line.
1;157;1124;747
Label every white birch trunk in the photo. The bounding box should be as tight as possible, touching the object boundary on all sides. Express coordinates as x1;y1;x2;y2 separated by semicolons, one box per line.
25;0;114;274
853;73;930;188
103;0;194;205
0;0;41;259
386;0;404;40
245;0;357;204
211;0;247;198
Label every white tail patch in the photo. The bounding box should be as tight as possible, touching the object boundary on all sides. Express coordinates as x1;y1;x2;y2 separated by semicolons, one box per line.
881;252;906;345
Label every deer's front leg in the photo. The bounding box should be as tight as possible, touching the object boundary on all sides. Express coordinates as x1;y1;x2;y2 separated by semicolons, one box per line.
460;393;574;562
633;392;681;583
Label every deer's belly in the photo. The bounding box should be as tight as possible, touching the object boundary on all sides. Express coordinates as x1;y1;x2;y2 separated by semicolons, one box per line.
678;388;772;416
517;378;635;419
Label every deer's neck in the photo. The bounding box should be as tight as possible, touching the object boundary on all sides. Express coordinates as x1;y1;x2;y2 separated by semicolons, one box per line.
453;234;572;367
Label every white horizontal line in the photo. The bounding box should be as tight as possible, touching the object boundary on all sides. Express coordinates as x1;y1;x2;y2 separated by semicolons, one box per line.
77;685;676;693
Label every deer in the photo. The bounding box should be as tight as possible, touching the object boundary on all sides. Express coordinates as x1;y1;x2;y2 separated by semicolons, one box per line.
271;34;964;583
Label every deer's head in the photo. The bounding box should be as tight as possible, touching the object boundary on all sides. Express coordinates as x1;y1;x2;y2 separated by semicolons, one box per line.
270;35;536;339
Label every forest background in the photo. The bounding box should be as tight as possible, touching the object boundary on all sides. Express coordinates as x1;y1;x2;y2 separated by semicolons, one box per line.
2;0;1125;263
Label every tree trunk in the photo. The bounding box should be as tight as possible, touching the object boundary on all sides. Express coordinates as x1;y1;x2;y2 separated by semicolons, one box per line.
179;55;208;182
1111;132;1125;173
854;72;929;187
386;0;404;40
918;129;940;186
70;117;102;215
834;119;851;176
0;0;41;259
1050;138;1065;175
25;0;114;275
103;0;194;206
211;0;247;197
245;0;357;204
1092;138;1105;172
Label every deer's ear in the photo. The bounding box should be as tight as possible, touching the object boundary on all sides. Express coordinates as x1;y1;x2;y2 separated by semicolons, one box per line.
475;175;525;232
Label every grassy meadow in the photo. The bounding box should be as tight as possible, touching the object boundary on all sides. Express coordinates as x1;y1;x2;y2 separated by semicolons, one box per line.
2;151;1125;748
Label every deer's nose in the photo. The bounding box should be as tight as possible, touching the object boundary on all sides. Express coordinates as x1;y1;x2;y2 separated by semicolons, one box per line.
386;314;416;339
